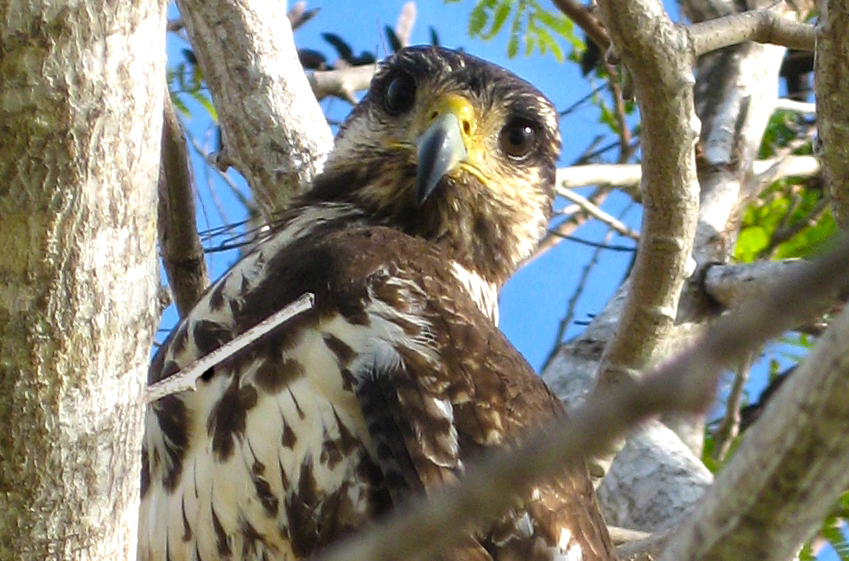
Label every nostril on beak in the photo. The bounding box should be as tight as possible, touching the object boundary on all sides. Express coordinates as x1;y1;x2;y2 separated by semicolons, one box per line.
461;119;471;136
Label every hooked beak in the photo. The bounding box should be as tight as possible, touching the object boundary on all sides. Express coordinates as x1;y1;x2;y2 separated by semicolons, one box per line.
414;96;475;205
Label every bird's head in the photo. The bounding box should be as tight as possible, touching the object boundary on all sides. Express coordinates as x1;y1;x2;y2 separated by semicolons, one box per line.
307;46;561;287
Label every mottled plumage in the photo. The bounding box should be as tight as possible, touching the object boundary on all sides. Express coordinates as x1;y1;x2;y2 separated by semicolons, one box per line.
140;46;616;561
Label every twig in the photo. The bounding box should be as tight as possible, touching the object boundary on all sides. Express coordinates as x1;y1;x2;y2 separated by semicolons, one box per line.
315;235;849;561
605;62;634;163
559;189;640;240
551;0;610;52
689;8;815;57
759;196;829;258
157;94;210;317
773;98;816;114
609;526;653;544
617;527;672;561
554;155;820;193
547;232;636;252
287;2;319;31
308;65;377;103
542;226;617;371
530;186;613;262
145;292;314;403
711;355;751;463
394;2;416;47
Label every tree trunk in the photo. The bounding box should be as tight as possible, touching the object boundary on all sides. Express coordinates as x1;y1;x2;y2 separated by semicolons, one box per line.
0;0;165;558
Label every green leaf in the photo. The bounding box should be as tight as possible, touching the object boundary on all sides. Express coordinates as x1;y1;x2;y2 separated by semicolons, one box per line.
171;94;190;117
535;27;564;62
189;89;218;121
734;226;769;262
481;0;512;40
524;34;536;57
507;33;519;58
468;0;495;36
535;9;573;38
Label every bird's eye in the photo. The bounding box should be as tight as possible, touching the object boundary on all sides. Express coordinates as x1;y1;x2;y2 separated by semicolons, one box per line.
499;119;537;160
384;72;417;115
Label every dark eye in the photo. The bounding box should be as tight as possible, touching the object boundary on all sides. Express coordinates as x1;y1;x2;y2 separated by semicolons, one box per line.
384;72;417;115
499;119;537;159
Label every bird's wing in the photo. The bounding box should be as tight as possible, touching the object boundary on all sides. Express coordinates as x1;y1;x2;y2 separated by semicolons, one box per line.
140;226;614;561
332;229;617;561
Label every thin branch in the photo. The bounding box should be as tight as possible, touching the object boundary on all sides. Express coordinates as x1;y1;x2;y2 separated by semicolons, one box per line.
559;189;640;240
617;528;672;561
287;1;319;31
394;1;416;47
605;62;634;163
542;224;623;371
609;526;653;544
157;94;209;317
551;0;611;52
773;98;816;114
760;196;829;258
145;292;314;403
315;235;849;561
554;154;821;193
530;186;613;261
711;356;750;463
308;64;376;103
689;8;816;57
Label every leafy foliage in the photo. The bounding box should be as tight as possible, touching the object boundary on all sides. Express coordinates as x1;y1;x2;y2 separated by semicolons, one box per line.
167;49;216;120
735;110;830;262
800;491;849;561
449;0;579;62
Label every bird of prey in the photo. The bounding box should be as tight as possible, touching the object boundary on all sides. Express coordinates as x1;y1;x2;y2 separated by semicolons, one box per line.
140;46;616;561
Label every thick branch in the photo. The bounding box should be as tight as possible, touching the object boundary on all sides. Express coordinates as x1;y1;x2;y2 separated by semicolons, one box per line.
815;0;849;228
595;0;700;386
317;235;849;561
689;9;815;57
158;95;209;317
700;259;842;311
175;0;333;219
658;247;849;561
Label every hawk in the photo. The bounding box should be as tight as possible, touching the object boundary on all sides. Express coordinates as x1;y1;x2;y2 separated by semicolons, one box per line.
140;46;616;561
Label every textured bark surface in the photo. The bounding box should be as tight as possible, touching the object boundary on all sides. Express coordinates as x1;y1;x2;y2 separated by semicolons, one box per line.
816;0;849;228
175;0;334;220
542;0;812;534
0;0;165;558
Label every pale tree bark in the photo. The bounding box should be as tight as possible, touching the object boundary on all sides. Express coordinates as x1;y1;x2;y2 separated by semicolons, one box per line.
816;0;849;228
0;0;165;558
174;0;334;220
543;0;816;533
